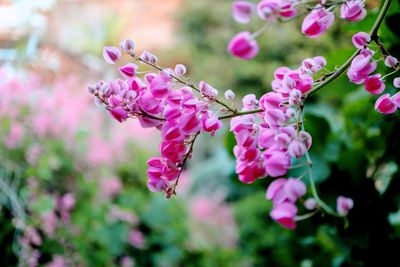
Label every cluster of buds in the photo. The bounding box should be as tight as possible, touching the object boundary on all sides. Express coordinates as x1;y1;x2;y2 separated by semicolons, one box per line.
229;0;367;59
347;32;400;114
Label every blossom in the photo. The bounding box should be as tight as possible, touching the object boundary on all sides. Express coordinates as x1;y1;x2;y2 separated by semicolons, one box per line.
302;8;334;38
336;196;354;215
347;51;376;84
227;31;259;60
394;77;400;88
174;64;187;75
232;1;255;24
364;74;385;95
352;32;370;49
103;46;121;64
375;94;397;114
384;55;398;68
270;202;298;229
340;0;366;22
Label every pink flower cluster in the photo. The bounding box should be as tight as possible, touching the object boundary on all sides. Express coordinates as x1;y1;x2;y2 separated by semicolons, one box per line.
90;43;224;195
347;32;400;114
229;0;367;59
230;57;323;184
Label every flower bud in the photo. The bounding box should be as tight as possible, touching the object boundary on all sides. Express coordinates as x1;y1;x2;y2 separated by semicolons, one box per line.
288;139;306;158
103;46;121;64
375;94;397;114
364;74;385;95
336;196;354;216
394;77;400;88
351;32;370;49
384;56;398;68
227;31;259;60
120;38;135;52
174;64;187;75
304;198;318;210
232;1;255;24
340;0;366;22
119;63;138;78
224;89;236;100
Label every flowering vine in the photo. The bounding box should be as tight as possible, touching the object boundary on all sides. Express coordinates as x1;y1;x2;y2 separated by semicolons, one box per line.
89;0;397;229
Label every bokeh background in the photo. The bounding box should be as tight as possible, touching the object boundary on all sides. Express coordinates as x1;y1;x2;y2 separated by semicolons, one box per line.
1;0;400;266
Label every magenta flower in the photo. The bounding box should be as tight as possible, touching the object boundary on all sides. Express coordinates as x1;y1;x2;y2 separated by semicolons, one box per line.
109;106;129;123
103;46;121;64
336;196;354;216
385;56;398;68
352;32;370;49
375;94;397;114
270;202;297;229
301;8;334;38
264;151;290;177
347;52;376;84
364;74;385;95
340;0;366;22
228;31;259;60
119;63;138;78
232;1;255;24
120;38;135;52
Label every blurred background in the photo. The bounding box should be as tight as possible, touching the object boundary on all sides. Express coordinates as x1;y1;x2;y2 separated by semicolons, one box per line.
1;0;400;266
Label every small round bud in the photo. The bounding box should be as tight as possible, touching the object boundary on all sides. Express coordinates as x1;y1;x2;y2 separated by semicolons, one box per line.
224;89;235;100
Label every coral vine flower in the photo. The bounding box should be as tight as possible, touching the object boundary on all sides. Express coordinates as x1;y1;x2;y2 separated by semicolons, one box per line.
336;196;354;215
352;32;370;49
103;46;121;64
228;31;259;60
301;8;334;38
340;0;366;22
232;1;255;24
375;94;397;114
364;74;385;95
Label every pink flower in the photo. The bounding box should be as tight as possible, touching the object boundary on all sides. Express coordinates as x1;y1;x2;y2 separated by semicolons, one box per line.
232;1;255;24
119;63;138;78
174;64;187;75
347;53;376;84
393;77;400;88
120;38;135;52
199;81;219;98
224;89;235;100
140;50;158;64
264;151;290;177
340;0;366;22
202;113;223;136
375;94;397;114
109;106;129;123
384;55;398;68
228;31;259;60
266;178;306;203
103;46;121;64
301;56;327;74
301;8;334;38
270;202;297;229
288;139;307;158
304;198;318;210
364;74;385;95
128;229;146;248
336;196;354;215
352;32;370;49
392;92;400;107
236;160;266;183
257;0;297;21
